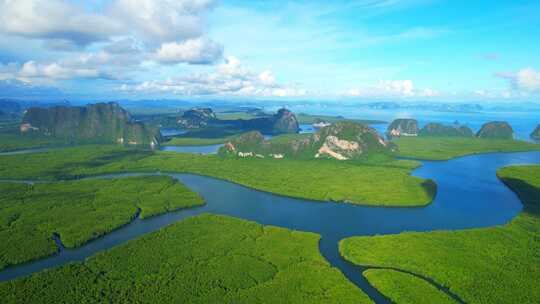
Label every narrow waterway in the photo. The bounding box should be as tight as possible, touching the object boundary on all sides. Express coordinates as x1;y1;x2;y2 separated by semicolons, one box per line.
0;151;539;303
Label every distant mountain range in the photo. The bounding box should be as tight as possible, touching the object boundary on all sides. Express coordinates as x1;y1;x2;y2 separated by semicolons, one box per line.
360;102;484;113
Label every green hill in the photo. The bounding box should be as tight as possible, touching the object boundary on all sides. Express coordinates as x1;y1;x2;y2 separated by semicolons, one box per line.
20;102;161;147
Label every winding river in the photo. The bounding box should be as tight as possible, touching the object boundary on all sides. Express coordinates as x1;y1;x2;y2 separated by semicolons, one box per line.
1;150;539;303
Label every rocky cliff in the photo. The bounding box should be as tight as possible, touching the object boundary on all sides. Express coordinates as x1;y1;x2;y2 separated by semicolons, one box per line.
177;108;216;128
20;102;161;146
476;121;514;140
386;119;419;138
419;123;474;137
220;122;395;160
239;108;299;134
531;125;540;140
271;108;300;133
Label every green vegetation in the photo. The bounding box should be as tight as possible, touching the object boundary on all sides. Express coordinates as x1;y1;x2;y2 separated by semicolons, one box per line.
216;112;259;120
394;136;540;160
220;122;397;161
0;214;372;303
268;133;312;144
296;113;384;125
0;145;434;206
476;121;514;139
21;102;161;146
0;176;204;269
0;133;66;152
363;269;457;304
164;135;236;146
418;122;473;138
340;165;540;303
0;145;152;180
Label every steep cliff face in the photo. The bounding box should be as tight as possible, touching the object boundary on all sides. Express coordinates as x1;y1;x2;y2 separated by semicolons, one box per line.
240;108;299;134
220;122;394;160
177;108;216;128
20;102;160;146
476;121;514;139
419;123;474;137
531;125;540;140
386;119;419;138
272;108;299;133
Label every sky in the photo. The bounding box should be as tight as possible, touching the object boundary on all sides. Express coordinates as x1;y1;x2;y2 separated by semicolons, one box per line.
0;0;539;102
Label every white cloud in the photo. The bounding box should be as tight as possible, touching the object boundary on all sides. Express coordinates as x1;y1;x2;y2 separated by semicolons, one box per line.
104;38;142;54
496;67;540;92
343;80;440;98
515;68;540;91
345;88;362;97
20;61;112;80
418;88;440;97
1;61;113;81
109;0;216;44
379;80;414;96
344;79;423;98
258;70;277;87
0;0;219;56
155;37;223;64
119;56;307;97
0;0;217;90
0;0;120;47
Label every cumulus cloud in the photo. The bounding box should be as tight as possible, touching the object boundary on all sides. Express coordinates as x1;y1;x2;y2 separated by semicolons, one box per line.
379;80;414;96
258;70;277;87
344;79;437;98
110;0;215;44
0;0;120;47
20;61;113;80
155;37;223;64
0;0;218;55
496;67;540;92
1;60;113;81
119;56;307;97
0;0;223;84
104;38;142;54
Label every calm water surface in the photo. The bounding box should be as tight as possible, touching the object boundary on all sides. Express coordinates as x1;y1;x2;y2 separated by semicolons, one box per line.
159;144;223;154
288;106;539;141
1;151;539;303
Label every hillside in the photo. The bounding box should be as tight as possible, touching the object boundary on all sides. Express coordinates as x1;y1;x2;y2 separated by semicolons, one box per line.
220;122;395;160
20;102;161;147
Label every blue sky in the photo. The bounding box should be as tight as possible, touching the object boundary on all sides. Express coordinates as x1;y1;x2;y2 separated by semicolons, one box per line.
0;0;539;102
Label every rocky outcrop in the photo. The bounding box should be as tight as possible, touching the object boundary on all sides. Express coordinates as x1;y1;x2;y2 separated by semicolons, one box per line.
313;119;331;129
239;108;299;134
20;102;161;147
419;123;474;137
272;108;299;133
386;119;419;138
220;122;395;160
315;135;360;160
531;125;540;140
476;121;514;140
177;108;216;128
